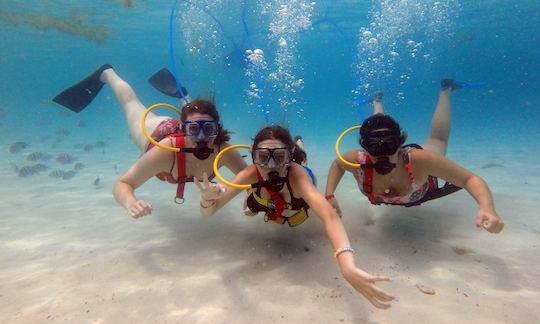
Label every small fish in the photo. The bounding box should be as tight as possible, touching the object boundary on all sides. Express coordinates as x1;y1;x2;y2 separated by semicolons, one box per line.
18;166;36;177
56;153;76;164
62;170;77;180
27;152;52;162
49;169;66;178
93;176;101;186
94;141;108;148
73;143;84;149
83;144;94;152
9;141;29;153
113;164;119;174
481;163;504;169
73;162;85;171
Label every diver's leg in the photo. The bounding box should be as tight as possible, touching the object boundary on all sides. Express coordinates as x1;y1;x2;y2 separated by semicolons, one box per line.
100;68;169;152
422;88;452;156
371;92;384;115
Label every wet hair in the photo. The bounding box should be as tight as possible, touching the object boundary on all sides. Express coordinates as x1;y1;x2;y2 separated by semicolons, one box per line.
181;98;230;145
253;125;307;164
359;113;407;146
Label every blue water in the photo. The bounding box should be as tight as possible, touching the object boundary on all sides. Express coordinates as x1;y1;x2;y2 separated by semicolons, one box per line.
1;1;539;321
1;0;538;147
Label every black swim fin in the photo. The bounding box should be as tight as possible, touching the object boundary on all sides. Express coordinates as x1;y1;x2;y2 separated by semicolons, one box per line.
148;68;188;99
52;64;112;113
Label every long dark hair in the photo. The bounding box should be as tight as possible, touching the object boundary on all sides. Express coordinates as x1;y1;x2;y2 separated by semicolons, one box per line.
181;98;231;145
253;125;306;164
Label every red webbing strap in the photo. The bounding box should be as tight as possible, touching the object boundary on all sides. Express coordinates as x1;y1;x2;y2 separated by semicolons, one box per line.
255;168;286;221
175;135;187;202
362;155;380;205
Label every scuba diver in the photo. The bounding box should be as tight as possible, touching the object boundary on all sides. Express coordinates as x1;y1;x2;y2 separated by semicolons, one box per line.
194;125;395;309
326;79;504;234
52;65;247;218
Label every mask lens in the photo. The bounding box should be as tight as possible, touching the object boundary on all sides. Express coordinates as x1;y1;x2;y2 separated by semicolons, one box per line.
253;149;271;166
364;131;399;156
272;149;290;166
185;122;200;136
253;147;290;167
202;122;218;137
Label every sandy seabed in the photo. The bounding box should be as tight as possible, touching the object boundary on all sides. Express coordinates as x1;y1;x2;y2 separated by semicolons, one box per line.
1;140;539;324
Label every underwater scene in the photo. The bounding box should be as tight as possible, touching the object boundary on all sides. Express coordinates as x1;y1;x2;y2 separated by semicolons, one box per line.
1;0;539;323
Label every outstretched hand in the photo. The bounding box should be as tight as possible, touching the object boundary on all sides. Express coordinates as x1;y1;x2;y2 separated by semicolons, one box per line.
476;208;504;233
342;267;395;309
194;172;226;204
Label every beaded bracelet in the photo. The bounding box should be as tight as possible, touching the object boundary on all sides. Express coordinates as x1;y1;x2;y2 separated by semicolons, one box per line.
325;194;335;200
334;247;355;258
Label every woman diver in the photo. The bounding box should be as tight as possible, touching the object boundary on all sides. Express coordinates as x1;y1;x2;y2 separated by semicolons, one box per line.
325;79;504;234
52;65;247;218
195;125;395;309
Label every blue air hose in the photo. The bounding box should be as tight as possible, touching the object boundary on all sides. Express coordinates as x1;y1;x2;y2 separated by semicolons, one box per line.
168;0;188;103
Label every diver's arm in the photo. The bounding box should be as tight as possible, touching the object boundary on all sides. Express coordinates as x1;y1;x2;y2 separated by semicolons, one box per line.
196;165;256;217
325;149;357;195
219;143;249;174
113;140;173;218
413;149;504;233
325;160;345;196
290;164;394;309
325;150;357;216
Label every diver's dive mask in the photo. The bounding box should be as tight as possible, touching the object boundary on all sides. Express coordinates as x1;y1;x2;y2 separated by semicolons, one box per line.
360;129;400;175
252;147;291;168
360;129;401;157
252;147;291;192
181;120;219;160
182;120;219;137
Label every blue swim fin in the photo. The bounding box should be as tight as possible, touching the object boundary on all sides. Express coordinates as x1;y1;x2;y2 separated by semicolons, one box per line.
441;78;488;91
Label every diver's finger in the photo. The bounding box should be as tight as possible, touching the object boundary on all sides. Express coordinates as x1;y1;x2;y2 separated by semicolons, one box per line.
202;172;210;187
364;292;391;309
370;285;395;302
370;275;392;282
476;214;484;229
217;183;226;193
194;177;203;191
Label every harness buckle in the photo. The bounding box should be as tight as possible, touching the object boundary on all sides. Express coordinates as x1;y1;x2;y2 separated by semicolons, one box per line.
174;197;185;204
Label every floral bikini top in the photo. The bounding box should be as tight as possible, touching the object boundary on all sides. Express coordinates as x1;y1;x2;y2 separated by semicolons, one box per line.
356;147;438;205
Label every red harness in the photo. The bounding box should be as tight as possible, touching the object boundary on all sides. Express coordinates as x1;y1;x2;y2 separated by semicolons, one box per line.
174;135;188;203
255;169;287;221
361;155;380;205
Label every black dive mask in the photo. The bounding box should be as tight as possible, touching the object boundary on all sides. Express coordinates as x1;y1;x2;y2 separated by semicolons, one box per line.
181;141;214;160
360;130;400;157
361;156;396;175
252;170;287;192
